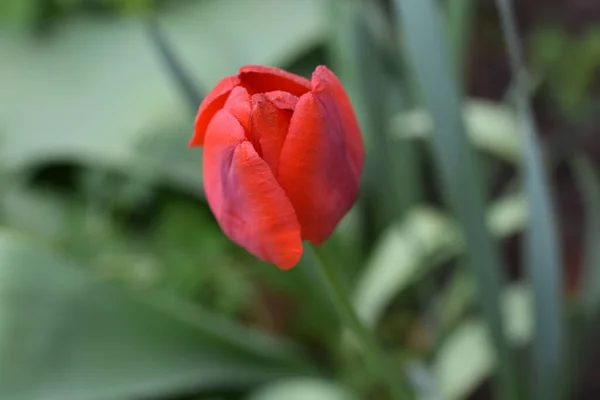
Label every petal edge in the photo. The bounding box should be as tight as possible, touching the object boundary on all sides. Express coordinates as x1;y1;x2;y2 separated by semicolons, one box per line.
239;65;311;97
190;75;240;147
311;65;364;181
277;92;362;244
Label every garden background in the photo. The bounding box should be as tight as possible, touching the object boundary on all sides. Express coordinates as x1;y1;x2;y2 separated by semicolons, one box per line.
1;0;600;399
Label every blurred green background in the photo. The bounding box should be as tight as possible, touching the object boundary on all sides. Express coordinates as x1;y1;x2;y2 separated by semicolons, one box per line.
1;0;600;399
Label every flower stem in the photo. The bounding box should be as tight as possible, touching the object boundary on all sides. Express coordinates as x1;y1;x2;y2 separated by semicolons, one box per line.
306;245;414;400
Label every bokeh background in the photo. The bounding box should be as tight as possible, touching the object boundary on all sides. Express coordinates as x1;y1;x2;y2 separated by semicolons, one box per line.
1;0;599;399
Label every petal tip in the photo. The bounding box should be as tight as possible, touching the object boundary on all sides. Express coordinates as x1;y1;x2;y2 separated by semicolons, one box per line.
193;75;241;145
275;246;304;270
238;64;279;76
188;136;203;147
314;65;331;73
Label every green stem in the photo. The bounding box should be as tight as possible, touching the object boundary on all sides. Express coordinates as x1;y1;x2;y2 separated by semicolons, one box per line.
305;245;414;400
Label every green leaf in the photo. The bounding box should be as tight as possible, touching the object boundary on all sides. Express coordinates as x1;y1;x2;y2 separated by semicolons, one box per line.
354;206;460;329
134;123;205;193
391;100;523;164
435;284;533;400
494;1;565;398
247;378;358;400
392;0;520;397
0;0;325;180
146;15;204;112
436;265;477;329
531;25;600;116
1;184;79;242
354;193;527;328
0;232;316;400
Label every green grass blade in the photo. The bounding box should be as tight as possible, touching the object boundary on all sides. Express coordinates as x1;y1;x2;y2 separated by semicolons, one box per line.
392;0;520;398
494;1;565;398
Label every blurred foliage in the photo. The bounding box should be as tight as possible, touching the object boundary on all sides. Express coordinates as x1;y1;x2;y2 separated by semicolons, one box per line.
530;24;600;118
1;0;600;399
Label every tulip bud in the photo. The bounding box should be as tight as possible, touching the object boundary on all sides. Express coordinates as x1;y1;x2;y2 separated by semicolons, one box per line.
190;65;364;269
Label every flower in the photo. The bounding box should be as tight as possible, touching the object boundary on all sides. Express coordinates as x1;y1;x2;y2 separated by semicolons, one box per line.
189;65;364;269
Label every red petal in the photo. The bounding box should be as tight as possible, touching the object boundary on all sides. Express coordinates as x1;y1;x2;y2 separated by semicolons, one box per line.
190;75;240;147
238;65;311;97
203;109;303;269
249;92;297;175
264;90;299;111
223;86;251;134
311;66;364;182
277;90;363;244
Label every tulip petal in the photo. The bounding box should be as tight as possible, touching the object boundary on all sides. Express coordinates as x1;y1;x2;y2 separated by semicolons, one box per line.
190;75;240;147
239;65;311;97
249;92;297;175
203;109;303;269
311;66;364;181
264;90;298;111
223;86;251;133
277;89;363;244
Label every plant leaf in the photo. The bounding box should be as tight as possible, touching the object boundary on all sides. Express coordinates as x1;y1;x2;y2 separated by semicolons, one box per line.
247;378;358;400
0;231;316;400
391;99;522;164
0;0;325;178
354;193;527;328
435;284;533;400
392;0;520;397
493;0;565;397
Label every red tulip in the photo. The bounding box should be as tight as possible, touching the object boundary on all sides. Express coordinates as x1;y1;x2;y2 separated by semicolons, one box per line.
189;65;364;270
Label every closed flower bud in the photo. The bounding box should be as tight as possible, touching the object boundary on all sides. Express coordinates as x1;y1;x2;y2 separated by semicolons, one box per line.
190;65;364;269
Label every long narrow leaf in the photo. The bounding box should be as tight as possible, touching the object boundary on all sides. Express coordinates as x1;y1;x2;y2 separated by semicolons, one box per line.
494;1;565;399
392;0;520;398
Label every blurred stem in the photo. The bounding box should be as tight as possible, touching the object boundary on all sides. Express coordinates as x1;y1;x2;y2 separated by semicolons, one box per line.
305;245;414;400
146;15;203;111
